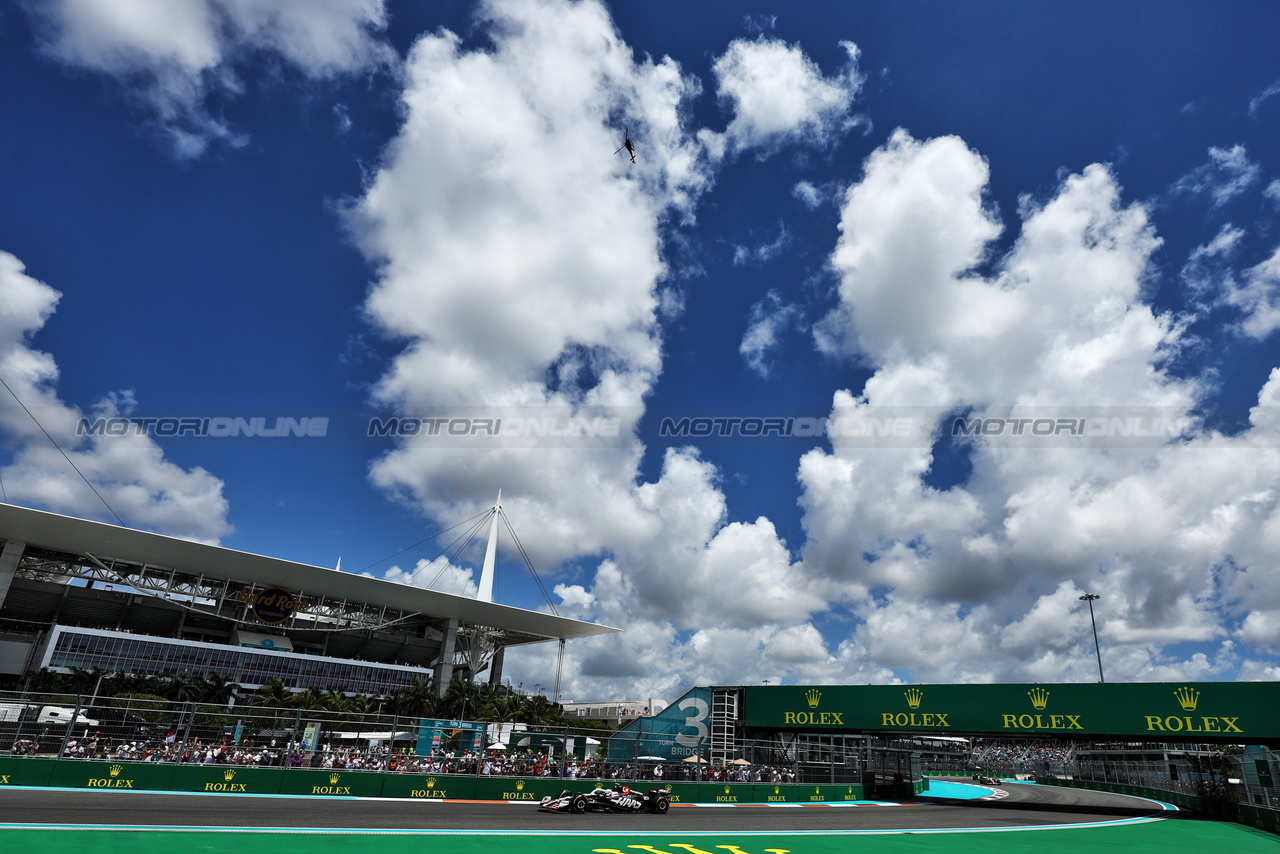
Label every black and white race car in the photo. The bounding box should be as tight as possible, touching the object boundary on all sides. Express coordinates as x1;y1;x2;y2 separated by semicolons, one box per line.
539;784;671;814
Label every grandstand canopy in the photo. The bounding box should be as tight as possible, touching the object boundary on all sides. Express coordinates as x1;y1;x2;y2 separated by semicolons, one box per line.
0;502;615;643
0;504;617;692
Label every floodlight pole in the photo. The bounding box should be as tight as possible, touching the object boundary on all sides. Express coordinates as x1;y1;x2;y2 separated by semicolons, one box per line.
1079;593;1105;682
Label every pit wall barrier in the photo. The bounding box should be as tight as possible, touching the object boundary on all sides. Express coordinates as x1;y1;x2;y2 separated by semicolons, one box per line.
1037;775;1280;837
0;758;870;803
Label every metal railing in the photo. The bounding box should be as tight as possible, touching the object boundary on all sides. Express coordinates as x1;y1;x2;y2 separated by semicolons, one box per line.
0;690;929;787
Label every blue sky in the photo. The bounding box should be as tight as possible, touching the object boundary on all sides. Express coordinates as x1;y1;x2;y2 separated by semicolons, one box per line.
2;0;1280;701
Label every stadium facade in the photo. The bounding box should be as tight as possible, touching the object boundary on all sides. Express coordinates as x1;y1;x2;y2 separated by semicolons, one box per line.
0;503;617;698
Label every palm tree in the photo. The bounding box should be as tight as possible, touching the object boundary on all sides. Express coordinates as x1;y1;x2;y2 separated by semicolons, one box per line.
323;689;352;713
524;694;562;727
291;686;329;712
200;672;234;705
441;678;481;721
254;678;293;709
167;669;204;704
345;695;377;716
388;678;438;718
478;693;524;726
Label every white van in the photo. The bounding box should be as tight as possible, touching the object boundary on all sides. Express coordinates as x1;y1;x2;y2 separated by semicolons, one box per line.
35;706;99;727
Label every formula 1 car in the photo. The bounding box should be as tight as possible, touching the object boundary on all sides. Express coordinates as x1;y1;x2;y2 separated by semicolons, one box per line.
539;784;671;814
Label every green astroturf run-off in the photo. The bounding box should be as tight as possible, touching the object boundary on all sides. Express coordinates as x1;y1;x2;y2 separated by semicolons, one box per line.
1;818;1278;854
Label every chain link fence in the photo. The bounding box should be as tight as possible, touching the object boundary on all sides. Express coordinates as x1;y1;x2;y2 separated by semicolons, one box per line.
11;692;1269;810
1067;745;1280;810
0;690;927;788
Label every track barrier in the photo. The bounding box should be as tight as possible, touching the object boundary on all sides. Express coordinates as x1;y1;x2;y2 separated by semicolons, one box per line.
0;756;889;803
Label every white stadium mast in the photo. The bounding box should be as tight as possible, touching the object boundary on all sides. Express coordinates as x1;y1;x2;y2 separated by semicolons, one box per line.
472;490;566;700
477;489;500;603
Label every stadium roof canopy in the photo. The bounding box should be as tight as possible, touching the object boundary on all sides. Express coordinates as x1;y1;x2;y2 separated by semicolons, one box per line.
0;502;617;645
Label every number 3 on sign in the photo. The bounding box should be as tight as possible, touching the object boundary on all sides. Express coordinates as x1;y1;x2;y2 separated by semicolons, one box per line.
675;697;709;748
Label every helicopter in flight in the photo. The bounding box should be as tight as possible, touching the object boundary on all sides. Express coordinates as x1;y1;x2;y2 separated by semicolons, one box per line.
614;127;636;163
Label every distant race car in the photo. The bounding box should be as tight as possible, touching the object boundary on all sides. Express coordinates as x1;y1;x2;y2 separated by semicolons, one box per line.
539;784;671;814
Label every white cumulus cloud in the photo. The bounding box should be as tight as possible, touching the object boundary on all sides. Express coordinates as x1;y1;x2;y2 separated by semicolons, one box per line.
27;0;393;157
349;0;827;699
711;35;864;158
797;129;1280;683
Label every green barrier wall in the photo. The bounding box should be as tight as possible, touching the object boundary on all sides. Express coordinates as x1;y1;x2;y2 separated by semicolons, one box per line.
48;759;176;791
472;776;573;802
277;767;385;797
0;758;871;804
168;764;286;795
380;772;474;800
0;757;55;787
1037;775;1280;836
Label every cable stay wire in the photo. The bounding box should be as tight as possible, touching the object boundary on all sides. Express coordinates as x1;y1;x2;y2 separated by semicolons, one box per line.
354;508;490;574
0;373;124;526
420;511;493;589
500;509;560;616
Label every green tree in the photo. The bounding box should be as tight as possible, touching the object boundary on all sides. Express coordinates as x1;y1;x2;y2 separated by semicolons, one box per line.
478;693;524;726
166;669;205;703
109;692;170;724
253;678;293;709
441;678;481;721
387;678;438;718
291;686;329;712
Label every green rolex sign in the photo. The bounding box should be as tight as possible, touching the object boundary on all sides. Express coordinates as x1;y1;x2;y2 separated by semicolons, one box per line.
744;682;1280;743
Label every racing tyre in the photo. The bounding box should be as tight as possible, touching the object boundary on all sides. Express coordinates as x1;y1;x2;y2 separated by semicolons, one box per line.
651;796;670;814
570;794;589;814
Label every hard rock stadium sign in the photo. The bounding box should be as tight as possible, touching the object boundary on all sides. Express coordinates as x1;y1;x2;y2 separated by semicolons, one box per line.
746;681;1280;744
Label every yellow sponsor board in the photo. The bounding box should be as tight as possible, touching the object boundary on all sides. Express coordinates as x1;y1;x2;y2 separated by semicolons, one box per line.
1002;713;1083;730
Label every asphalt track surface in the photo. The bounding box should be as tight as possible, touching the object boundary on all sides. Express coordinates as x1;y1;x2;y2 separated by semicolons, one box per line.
0;779;1173;832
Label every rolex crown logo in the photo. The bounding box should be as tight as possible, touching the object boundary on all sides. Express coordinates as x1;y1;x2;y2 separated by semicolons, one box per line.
329;773;341;785
1174;686;1200;711
724;786;731;794
774;786;780;794
904;688;923;709
224;769;236;781
516;780;524;791
1027;687;1050;710
805;689;822;708
427;777;436;788
109;764;123;778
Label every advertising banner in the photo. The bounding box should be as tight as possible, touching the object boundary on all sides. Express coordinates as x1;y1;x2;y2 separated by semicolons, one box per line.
415;718;484;756
276;767;384;797
48;759;176;791
743;682;1280;742
607;687;712;764
0;757;55;787
167;764;286;794
380;772;473;800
